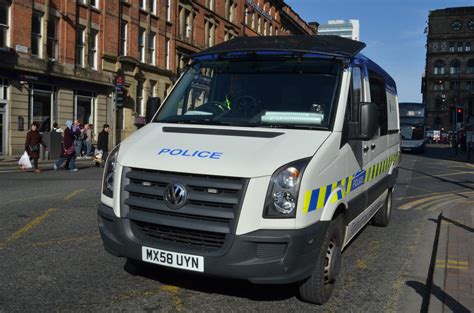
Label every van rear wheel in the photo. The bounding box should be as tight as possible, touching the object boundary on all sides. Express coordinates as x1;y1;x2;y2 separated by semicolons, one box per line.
372;188;392;227
298;214;344;305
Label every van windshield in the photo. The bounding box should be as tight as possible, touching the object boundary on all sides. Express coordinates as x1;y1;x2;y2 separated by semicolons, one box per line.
155;58;341;129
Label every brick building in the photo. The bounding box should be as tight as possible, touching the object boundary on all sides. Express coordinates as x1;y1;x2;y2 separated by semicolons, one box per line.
0;0;314;156
422;6;474;130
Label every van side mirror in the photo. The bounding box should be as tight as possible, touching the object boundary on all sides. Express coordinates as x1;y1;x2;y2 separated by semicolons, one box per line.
349;102;379;140
360;102;379;140
146;97;161;124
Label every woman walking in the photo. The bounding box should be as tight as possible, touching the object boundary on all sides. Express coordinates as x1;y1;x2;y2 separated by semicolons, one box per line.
25;122;47;173
53;120;78;171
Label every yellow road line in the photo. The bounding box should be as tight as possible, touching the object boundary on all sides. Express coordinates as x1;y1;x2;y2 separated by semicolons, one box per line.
64;189;86;201
31;235;99;247
399;194;448;210
411;170;474;178
436;260;469;265
113;285;183;311
0;208;57;249
435;265;469;270
395;189;474;201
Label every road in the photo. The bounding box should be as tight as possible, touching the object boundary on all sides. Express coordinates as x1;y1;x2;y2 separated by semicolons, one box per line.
0;146;473;312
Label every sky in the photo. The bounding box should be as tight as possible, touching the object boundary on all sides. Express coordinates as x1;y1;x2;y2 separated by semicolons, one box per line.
286;0;474;103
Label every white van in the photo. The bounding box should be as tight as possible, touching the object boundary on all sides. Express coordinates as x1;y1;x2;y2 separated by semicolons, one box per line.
98;35;400;304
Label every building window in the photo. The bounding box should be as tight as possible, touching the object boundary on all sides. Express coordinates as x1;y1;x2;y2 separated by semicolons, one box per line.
75;91;95;126
76;26;85;66
90;0;99;9
0;79;8;100
433;81;445;91
257;16;261;33
449;42;455;52
225;0;236;22
205;20;215;47
120;20;127;56
450;80;460;91
179;6;193;41
467;59;474;74
139;0;145;10
148;0;157;14
466;42;471;52
433;60;445;75
147;31;156;65
165;37;170;70
244;6;249;25
166;0;171;21
138;27;145;62
137;81;144;116
449;59;461;75
30;84;55;132
206;0;214;11
47;17;59;61
31;11;43;57
88;29;98;69
264;20;268;35
457;42;463;52
0;2;10;48
269;24;273;35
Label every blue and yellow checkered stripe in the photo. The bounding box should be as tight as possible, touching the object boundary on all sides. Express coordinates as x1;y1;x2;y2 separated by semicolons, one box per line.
303;152;400;213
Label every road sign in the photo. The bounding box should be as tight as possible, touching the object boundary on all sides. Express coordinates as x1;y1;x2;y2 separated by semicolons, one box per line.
114;74;125;89
115;89;124;109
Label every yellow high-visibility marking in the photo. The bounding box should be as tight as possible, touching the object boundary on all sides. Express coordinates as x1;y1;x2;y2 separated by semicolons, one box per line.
317;186;327;209
303;191;312;213
0;208;57;249
64;189;86;201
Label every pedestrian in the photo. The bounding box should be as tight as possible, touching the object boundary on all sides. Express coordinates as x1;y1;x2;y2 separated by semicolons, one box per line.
25;122;48;173
97;124;110;167
53;120;79;172
83;124;93;158
73;120;83;158
51;122;63;133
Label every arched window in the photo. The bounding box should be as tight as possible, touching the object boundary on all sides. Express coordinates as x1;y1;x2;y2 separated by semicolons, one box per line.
449;59;461;74
433;59;445;74
467;59;474;74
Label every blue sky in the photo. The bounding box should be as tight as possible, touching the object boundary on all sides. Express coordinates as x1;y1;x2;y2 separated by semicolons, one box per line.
286;0;474;102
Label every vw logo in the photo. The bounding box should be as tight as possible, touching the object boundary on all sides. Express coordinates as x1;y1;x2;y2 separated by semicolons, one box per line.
164;183;187;208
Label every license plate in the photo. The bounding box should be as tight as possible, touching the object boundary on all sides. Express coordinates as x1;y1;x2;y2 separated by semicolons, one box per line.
142;246;204;272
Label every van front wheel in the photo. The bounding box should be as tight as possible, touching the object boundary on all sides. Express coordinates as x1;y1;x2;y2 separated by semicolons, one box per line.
298;214;344;305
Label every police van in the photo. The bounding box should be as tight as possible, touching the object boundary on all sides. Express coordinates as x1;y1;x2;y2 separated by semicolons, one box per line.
98;35;400;304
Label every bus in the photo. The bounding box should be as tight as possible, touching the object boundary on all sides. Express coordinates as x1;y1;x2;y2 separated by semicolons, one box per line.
399;102;426;153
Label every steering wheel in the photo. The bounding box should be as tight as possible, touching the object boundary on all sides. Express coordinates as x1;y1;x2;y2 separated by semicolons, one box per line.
233;96;260;116
197;101;228;115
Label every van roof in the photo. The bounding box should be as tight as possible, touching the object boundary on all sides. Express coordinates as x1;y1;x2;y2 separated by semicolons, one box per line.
192;35;366;60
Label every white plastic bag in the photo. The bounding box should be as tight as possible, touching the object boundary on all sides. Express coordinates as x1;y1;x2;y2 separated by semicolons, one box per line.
94;149;103;162
19;151;32;169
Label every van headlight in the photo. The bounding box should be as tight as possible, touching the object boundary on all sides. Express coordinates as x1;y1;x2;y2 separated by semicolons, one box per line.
263;158;310;218
102;145;120;198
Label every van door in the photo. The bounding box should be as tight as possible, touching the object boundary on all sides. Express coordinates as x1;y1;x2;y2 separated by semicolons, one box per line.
365;70;389;206
344;66;371;224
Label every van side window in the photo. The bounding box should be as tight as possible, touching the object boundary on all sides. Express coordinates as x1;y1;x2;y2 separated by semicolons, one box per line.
350;67;363;122
368;70;388;136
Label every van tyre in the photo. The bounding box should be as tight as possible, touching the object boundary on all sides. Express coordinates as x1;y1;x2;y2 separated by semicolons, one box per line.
372;189;392;227
298;214;344;305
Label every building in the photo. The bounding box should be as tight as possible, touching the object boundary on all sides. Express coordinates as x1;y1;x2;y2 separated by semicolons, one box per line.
0;0;314;156
422;6;474;130
317;19;360;41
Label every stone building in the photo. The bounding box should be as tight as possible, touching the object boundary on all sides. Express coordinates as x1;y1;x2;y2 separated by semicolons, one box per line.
423;6;474;130
0;0;314;156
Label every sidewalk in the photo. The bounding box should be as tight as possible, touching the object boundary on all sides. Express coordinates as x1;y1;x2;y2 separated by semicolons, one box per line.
429;201;474;312
0;155;97;172
423;144;474;164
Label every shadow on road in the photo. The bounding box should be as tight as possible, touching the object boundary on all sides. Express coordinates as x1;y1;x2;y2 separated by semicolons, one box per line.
123;259;298;302
407;214;470;313
399;166;474;191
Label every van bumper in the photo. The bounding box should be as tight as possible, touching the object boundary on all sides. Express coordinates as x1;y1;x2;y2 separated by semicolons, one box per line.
98;204;329;284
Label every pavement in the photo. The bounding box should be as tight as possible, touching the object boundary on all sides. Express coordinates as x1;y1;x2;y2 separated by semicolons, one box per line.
0;155;98;173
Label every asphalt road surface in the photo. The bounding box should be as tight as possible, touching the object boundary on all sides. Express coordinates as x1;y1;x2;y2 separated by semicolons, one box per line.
1;146;473;312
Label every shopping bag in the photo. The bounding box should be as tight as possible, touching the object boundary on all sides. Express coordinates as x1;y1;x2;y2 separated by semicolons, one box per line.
18;151;32;169
94;149;103;162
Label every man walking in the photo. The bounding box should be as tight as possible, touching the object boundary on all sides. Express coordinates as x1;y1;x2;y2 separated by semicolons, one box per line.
97;124;110;166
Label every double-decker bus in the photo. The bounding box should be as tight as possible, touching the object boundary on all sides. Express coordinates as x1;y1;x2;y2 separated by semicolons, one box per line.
399;102;426;153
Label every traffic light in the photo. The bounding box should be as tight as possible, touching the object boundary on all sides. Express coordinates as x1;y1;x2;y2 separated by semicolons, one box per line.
456;107;464;123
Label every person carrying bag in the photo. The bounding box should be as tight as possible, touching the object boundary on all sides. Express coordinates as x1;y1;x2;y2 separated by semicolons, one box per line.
24;122;47;173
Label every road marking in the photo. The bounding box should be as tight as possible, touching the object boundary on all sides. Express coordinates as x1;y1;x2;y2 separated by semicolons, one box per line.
398;194;448;210
31;235;99;247
161;285;183;312
436;260;469;265
398;191;474;211
394;189;474;201
355;259;367;269
411;170;474;179
0;208;57;249
64;189;86;201
436;260;469;270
